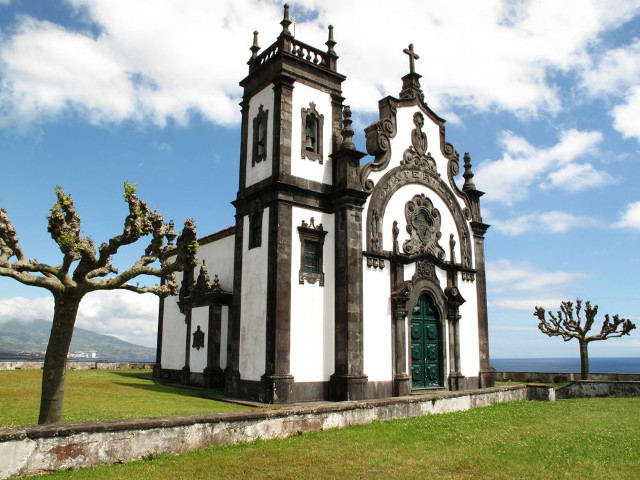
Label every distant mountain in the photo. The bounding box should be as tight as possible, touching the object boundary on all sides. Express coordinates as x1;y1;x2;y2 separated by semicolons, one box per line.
0;319;155;359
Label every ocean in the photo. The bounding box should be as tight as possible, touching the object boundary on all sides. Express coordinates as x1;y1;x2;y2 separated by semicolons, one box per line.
491;357;640;374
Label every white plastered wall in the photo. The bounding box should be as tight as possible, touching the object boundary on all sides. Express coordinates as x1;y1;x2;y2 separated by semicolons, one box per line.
290;82;333;185
239;207;269;380
245;84;275;188
161;271;186;370
198;234;235;291
362;265;393;381
190;306;208;373
289;207;335;382
457;274;481;376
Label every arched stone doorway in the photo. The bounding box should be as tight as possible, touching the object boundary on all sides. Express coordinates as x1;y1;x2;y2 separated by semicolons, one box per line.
410;293;442;388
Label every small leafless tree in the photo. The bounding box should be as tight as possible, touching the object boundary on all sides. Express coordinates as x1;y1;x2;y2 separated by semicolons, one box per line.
534;299;636;380
0;183;198;424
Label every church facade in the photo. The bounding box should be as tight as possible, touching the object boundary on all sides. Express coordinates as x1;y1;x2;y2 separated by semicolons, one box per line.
154;5;493;403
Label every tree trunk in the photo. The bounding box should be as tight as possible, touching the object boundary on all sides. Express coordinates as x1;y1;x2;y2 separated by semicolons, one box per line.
579;339;590;381
38;292;82;425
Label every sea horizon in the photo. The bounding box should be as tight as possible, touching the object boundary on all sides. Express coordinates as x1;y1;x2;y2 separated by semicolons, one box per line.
491;356;640;374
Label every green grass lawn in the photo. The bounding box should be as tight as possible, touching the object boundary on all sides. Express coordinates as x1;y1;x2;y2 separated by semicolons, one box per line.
30;397;640;480
0;369;249;427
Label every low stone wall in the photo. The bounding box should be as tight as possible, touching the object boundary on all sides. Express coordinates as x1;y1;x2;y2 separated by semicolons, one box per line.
0;361;155;371
493;371;640;383
0;385;553;478
556;380;640;399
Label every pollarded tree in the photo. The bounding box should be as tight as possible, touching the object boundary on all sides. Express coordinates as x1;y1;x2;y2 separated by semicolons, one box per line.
533;299;636;380
0;183;198;424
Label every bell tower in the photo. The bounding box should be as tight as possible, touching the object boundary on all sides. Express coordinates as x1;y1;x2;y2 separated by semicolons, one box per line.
225;4;351;402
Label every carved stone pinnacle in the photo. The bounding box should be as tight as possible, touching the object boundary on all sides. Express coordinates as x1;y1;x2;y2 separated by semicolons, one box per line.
341;105;355;150
250;30;260;59
281;4;292;36
462;152;476;191
326;25;336;55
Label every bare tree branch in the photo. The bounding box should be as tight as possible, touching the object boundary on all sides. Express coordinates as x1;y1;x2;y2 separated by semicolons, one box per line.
534;299;636;379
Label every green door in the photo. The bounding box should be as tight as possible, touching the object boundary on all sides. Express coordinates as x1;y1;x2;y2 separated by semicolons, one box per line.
411;295;441;388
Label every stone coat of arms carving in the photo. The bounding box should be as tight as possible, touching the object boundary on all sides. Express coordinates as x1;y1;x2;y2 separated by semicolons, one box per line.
403;194;445;260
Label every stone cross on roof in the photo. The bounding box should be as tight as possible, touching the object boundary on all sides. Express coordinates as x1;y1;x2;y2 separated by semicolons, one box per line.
403;43;420;74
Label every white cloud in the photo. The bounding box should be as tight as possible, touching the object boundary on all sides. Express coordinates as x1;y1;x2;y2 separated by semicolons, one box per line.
580;37;640;141
0;296;54;320
581;38;640;96
611;86;640;141
0;291;158;346
474;129;607;204
487;259;590;293
489;210;604;235
489;298;564;312
613;200;640;230
0;0;639;128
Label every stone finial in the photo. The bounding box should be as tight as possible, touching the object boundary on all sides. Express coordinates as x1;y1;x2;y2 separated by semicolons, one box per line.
399;43;424;102
280;4;292;36
250;30;260;59
462;152;476;191
403;43;420;74
341;105;355;150
165;220;177;246
326;25;336;56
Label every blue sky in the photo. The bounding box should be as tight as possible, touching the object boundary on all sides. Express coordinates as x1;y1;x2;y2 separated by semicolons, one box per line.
1;0;639;360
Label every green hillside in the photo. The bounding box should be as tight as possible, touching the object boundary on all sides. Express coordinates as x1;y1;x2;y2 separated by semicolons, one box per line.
0;319;155;359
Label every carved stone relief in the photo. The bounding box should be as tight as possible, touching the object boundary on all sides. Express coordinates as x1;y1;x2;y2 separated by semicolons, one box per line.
192;325;205;350
403;194;445;260
359;100;398;191
365;165;473;270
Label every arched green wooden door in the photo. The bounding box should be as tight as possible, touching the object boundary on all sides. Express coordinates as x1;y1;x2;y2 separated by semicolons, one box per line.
411;294;441;388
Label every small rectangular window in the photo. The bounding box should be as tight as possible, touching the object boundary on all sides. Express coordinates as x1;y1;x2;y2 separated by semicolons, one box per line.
297;218;327;286
303;241;319;273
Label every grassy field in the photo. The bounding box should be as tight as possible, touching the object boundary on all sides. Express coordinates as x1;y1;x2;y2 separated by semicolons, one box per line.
29;397;640;480
0;369;249;427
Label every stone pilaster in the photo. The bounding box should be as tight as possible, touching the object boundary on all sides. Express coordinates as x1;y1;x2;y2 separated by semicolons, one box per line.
329;143;370;401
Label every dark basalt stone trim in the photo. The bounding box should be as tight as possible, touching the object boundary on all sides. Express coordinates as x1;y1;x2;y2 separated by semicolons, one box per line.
365;250;476;278
236;173;334;206
238;98;250;195
205;305;223;388
272;74;295;180
264;202;293;380
157;367;182;383
188;372;206;387
225;214;244;397
470;221;493;388
241;55;345;102
235;182;334;218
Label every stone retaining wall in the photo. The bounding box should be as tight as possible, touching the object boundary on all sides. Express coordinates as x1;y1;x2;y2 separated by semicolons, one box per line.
0;385;553;479
0;361;154;371
556;380;640;399
493;371;640;383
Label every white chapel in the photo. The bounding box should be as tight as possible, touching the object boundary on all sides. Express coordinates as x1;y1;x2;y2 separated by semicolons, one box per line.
154;5;493;403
